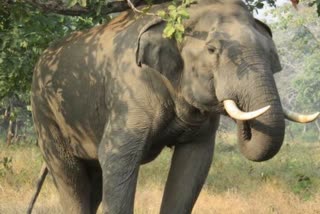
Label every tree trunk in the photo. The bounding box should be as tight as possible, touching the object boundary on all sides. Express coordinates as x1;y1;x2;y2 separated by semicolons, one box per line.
303;124;307;134
315;120;320;141
6;120;14;146
13;121;19;144
287;126;295;142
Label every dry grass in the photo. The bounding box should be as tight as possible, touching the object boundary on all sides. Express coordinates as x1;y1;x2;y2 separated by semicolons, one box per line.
1;142;320;213
1;181;320;214
135;183;320;214
195;185;320;214
0;183;60;214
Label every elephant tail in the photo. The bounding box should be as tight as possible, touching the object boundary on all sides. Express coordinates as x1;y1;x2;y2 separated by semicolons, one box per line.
27;163;48;214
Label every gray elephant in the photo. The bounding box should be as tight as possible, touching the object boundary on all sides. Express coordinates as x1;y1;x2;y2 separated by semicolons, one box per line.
30;0;319;213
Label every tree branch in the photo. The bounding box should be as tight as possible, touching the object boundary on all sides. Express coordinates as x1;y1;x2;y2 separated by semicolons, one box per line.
4;0;166;16
126;0;153;16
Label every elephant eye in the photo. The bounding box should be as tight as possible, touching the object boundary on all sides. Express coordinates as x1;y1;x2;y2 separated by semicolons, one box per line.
207;45;217;54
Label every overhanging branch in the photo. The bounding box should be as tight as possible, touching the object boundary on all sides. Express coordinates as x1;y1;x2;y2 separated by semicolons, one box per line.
4;0;168;16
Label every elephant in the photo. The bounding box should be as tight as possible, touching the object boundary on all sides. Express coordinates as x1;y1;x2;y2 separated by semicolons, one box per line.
30;0;319;213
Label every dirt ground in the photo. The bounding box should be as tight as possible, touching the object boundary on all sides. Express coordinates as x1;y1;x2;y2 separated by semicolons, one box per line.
1;182;320;214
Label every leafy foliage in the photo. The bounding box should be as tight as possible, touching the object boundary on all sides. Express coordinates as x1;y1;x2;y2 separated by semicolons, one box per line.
294;52;320;113
65;0;105;8
0;2;108;99
272;2;319;112
308;0;320;15
269;2;320;140
157;0;193;42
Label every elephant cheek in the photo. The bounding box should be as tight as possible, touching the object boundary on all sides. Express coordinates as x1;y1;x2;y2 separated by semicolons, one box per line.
191;80;216;107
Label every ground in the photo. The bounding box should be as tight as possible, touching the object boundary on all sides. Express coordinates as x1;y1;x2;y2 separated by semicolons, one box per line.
1;134;320;213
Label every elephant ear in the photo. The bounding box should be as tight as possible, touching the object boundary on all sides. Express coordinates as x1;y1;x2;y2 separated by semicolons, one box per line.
136;19;183;84
254;19;282;73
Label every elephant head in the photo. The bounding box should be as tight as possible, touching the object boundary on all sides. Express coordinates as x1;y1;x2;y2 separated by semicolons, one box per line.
136;0;319;162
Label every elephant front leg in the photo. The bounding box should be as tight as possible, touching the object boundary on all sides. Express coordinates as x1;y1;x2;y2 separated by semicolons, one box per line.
98;130;145;214
160;132;216;214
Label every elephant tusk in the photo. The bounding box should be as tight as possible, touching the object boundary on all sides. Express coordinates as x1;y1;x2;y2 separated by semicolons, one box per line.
283;108;320;123
223;100;270;121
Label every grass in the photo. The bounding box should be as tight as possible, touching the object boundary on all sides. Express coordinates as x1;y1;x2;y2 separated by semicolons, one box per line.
1;136;320;213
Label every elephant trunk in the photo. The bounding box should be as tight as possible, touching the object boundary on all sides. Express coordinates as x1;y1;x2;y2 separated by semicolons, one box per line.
235;68;285;161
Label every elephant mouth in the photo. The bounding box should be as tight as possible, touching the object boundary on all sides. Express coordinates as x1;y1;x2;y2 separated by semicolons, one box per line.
239;121;252;141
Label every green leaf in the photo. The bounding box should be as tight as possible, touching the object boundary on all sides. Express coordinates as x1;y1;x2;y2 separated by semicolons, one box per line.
79;0;87;7
67;0;78;7
168;5;177;11
163;23;176;38
184;0;197;5
26;105;32;111
177;16;182;24
157;10;167;19
177;8;189;19
255;2;264;9
142;6;151;14
174;31;183;42
169;10;178;20
174;23;184;32
20;41;28;48
96;2;102;15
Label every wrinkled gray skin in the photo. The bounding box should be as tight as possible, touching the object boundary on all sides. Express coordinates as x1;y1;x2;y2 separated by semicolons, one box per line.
31;0;285;213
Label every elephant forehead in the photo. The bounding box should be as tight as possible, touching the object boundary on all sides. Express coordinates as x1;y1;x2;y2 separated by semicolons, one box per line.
187;1;253;33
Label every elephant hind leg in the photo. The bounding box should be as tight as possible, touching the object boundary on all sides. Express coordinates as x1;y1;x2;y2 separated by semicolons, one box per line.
48;155;92;214
35;120;92;213
84;161;103;213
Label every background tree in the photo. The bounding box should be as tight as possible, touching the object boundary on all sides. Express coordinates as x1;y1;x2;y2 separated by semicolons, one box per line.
268;1;320;141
